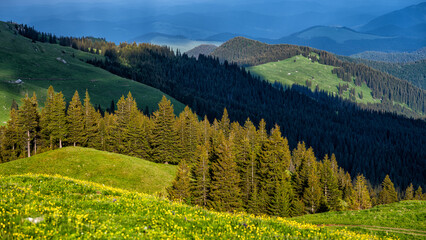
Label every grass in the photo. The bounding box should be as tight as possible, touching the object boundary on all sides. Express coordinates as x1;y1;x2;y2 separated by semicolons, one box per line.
292;201;426;240
0;147;176;194
0;174;385;239
0;21;185;125
248;55;381;105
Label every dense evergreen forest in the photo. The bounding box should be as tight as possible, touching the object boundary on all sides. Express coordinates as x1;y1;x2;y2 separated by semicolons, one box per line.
339;56;426;90
1;88;424;217
12;23;426;190
211;37;425;116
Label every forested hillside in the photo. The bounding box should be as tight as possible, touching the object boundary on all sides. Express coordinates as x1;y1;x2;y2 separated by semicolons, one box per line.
10;23;426;191
2;88;424;219
339;56;426;90
211;37;425;116
350;47;426;63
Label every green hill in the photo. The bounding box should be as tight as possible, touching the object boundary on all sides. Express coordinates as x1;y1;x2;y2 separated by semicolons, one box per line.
292;201;426;240
0;174;382;239
0;147;176;194
211;37;425;117
0;21;185;125
248;55;379;105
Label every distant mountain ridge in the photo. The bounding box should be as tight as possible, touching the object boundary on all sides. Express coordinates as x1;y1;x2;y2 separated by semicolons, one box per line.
185;44;218;59
351;47;426;63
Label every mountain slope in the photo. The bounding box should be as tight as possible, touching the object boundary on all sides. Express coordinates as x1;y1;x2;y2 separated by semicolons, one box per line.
360;2;426;33
211;37;425;117
0;147;176;194
185;44;218;58
340;56;426;90
0;21;185;125
0;174;383;239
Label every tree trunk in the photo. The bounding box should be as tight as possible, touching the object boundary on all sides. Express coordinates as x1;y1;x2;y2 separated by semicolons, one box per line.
27;130;31;158
59;138;62;148
74;142;76;147
34;138;37;155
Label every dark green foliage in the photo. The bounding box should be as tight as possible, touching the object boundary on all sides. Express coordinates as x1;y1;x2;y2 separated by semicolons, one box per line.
17;93;39;158
10;99;18;111
350;174;372;210
191;143;210;207
404;183;414;200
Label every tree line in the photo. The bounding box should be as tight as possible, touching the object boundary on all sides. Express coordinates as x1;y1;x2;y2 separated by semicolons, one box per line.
0;87;423;218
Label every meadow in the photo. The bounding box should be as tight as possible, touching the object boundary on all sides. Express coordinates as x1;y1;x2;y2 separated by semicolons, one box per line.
293;201;426;240
0;22;185;125
0;147;176;194
0;174;389;239
248;55;380;105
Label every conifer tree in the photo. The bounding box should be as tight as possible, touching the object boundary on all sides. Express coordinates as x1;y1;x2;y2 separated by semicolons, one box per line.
167;160;191;203
176;106;200;163
17;93;39;158
40;86;55;149
319;155;342;211
67;91;84;146
269;173;293;217
303;161;322;214
10;99;18;111
191;142;210;206
0;126;5;162
219;108;230;138
378;175;398;204
350;174;372;210
3;109;21;161
114;93;139;154
83;90;100;147
52;91;67;148
415;186;423;200
150;96;179;164
404;183;414;200
209;132;242;212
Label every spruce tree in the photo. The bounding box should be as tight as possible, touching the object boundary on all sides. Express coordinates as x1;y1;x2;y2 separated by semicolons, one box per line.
415;186;423;200
404;183;414;200
176;106;200;163
350;174;372;210
219;108;230;138
303;161;322;214
191;143;210;207
3;109;21;161
150;96;180;164
319;155;342;211
40;86;55;149
167;160;191;203
17;93;39;158
378;175;398;204
67;91;84;146
209;132;242;212
83;90;100;147
52;92;67;148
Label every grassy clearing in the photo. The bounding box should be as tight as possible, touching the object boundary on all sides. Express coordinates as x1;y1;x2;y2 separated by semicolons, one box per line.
292;201;426;240
0;22;185;125
0;174;385;239
0;147;176;194
248;55;381;105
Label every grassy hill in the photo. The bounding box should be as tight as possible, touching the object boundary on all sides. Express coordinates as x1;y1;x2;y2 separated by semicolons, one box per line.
292;201;426;240
0;21;185;125
0;174;383;239
248;55;379;105
0;147;176;194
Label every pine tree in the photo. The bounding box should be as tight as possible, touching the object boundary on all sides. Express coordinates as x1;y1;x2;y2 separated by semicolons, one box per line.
415;186;423;200
191;142;210;207
150;96;180;164
167;160;191;203
52;91;67;148
17;93;39;158
350;174;372;210
219;108;230;138
67;91;84;146
378;175;398;205
269;173;293;217
209;132;242;212
10;99;18;111
404;183;414;200
40;86;55;149
176;106;200;163
3;109;21;161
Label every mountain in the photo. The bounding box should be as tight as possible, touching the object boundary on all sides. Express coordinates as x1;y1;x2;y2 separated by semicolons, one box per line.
211;37;425;116
185;44;218;58
275;25;425;55
350;47;426;63
0;21;185;124
359;2;426;35
0;147;176;194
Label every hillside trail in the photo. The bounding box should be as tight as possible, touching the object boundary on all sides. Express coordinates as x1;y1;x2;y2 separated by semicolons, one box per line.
320;224;426;237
